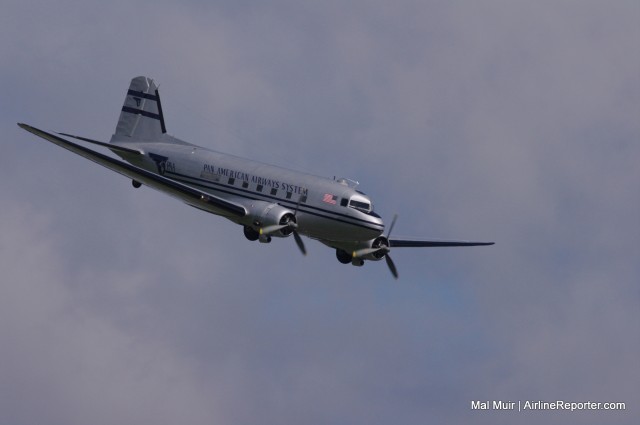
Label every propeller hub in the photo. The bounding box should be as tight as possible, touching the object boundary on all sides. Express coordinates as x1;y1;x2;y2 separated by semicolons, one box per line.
371;236;390;259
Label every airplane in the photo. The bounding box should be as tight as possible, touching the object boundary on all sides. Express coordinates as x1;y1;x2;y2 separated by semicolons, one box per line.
19;76;493;279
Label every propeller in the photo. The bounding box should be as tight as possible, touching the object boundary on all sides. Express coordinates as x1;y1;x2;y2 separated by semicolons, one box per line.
293;230;307;256
352;214;399;279
384;214;398;279
259;196;307;256
291;195;307;256
385;254;398;279
259;223;290;235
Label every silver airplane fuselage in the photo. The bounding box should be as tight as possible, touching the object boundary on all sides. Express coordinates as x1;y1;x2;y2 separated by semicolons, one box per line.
116;136;384;245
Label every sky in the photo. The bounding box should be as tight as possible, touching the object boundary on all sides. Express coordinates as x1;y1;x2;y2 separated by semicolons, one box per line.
1;1;639;424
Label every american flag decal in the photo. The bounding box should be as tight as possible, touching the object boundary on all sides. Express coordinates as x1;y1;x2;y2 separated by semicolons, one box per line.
323;193;337;204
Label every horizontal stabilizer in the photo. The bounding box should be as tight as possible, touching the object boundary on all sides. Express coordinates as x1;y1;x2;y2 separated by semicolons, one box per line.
19;123;246;218
58;132;142;155
389;239;494;248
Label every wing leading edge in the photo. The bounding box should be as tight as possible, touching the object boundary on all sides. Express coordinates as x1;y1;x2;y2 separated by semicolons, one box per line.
18;123;246;218
389;239;494;247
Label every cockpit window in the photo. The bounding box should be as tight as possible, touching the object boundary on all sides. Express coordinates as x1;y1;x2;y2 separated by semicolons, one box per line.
349;199;371;213
343;193;374;213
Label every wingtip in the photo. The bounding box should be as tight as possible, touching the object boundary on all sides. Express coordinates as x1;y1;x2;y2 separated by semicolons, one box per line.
18;123;36;133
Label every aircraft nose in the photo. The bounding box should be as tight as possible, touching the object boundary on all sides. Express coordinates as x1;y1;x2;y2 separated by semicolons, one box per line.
368;213;385;235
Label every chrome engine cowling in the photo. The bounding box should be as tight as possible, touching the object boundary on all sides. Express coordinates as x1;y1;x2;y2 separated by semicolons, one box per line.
353;236;389;261
246;201;296;238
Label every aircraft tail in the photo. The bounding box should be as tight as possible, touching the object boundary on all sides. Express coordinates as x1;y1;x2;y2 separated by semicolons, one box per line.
114;76;166;140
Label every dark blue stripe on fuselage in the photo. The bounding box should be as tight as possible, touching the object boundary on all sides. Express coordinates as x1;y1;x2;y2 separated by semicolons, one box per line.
122;106;162;120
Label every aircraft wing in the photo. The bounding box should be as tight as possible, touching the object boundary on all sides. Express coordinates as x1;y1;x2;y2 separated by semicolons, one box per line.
389;238;494;247
58;132;143;156
18;123;246;218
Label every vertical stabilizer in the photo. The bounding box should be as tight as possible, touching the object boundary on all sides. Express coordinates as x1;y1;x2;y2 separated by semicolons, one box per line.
115;76;166;140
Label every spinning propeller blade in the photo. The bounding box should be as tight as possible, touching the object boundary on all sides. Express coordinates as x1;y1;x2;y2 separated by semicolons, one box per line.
293;230;306;256
385;254;398;279
291;195;307;255
384;214;399;279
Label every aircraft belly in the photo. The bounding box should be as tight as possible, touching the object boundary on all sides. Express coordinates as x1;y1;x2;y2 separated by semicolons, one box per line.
298;212;381;242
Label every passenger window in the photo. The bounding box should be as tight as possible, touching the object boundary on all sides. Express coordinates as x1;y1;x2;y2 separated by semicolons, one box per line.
242;181;249;189
270;188;278;196
340;198;348;207
257;184;263;192
286;192;292;199
228;177;235;185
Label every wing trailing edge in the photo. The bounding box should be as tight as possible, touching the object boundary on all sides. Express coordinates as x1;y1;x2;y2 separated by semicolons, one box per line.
18;123;246;218
57;132;142;155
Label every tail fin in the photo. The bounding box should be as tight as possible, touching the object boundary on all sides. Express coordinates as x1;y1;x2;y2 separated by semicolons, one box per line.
114;76;166;140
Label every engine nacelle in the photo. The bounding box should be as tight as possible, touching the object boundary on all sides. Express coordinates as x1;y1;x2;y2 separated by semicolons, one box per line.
353;236;389;261
246;201;296;238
